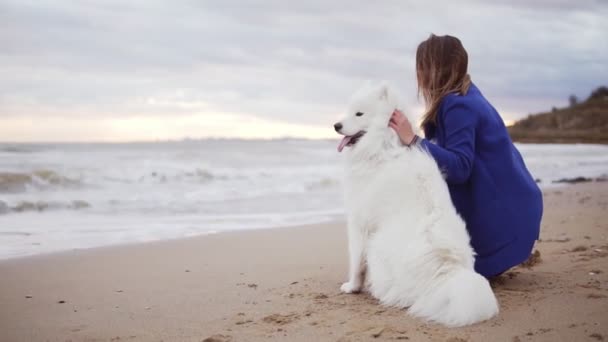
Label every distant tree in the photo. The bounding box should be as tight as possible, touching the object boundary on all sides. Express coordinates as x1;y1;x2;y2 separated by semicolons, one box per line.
589;86;608;101
552;106;558;113
568;94;578;107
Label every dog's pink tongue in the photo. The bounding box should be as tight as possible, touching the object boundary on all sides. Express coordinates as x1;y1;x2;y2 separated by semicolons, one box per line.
337;136;352;152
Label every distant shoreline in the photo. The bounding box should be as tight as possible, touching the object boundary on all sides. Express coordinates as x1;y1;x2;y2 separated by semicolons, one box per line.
1;138;607;146
508;130;608;145
507;86;607;145
510;137;608;144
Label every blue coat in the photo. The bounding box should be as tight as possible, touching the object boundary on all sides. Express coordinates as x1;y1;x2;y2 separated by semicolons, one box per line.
420;83;543;277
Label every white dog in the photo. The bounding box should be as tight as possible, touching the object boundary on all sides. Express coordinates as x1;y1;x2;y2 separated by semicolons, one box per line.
334;83;499;327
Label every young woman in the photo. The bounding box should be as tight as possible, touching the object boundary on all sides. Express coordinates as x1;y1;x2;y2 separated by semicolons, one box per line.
390;34;543;278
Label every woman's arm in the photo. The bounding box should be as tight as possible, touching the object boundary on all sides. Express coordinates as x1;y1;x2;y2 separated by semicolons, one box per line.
419;100;477;184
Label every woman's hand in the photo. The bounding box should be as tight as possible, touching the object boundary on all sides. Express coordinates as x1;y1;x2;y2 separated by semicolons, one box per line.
389;109;416;146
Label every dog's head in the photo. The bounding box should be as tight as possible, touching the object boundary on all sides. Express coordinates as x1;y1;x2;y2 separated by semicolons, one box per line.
334;82;404;152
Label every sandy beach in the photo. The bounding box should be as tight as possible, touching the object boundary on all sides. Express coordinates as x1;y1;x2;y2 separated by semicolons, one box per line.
1;182;607;342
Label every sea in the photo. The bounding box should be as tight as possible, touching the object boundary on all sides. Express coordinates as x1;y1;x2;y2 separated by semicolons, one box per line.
1;140;607;259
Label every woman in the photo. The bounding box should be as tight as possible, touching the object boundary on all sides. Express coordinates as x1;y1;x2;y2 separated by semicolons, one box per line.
390;34;543;278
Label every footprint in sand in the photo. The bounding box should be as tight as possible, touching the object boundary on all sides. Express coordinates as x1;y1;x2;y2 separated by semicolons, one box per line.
202;334;232;342
234;319;253;325
575;245;608;260
232;312;254;326
570;245;588;252
590;247;608;258
445;338;468;342
339;326;410;341
541;237;570;243
262;313;300;325
313;293;329;300
589;333;604;341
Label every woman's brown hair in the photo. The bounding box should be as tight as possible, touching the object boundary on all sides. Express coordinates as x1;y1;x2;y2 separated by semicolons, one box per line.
416;34;471;129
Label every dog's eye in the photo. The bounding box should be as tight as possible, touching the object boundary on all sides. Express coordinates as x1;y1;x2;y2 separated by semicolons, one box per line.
355;112;364;117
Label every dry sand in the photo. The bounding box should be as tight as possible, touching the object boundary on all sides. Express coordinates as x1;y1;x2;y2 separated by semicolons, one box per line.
1;182;607;342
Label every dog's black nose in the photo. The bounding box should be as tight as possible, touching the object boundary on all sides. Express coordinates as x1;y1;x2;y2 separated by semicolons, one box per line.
334;123;342;132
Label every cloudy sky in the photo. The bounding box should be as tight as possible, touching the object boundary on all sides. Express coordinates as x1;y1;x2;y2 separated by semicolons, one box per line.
1;0;606;142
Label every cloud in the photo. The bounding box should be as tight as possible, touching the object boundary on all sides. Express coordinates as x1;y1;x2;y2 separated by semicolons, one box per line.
0;0;607;140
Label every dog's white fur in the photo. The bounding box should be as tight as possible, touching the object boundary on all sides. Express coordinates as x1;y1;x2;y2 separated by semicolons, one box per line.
336;82;499;327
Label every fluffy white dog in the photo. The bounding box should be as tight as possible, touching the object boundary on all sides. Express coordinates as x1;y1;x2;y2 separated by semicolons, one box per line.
334;83;499;327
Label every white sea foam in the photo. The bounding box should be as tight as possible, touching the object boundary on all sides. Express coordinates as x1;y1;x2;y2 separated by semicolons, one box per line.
0;140;606;259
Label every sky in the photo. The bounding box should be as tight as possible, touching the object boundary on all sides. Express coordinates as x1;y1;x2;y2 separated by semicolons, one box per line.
1;0;607;142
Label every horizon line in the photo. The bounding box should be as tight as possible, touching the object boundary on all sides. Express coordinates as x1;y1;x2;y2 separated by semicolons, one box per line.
0;136;340;144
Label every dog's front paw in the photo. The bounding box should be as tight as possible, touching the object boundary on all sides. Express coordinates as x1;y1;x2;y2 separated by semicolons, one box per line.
340;281;361;294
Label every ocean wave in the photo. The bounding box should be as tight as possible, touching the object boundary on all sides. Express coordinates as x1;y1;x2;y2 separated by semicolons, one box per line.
142;168;220;183
0;145;40;153
306;177;340;191
97;166;333;188
0;170;80;193
181;168;221;182
138;168;234;184
0;199;91;214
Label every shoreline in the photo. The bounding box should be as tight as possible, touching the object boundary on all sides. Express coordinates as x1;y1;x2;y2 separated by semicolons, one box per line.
0;219;343;263
1;183;607;341
1;179;606;262
0;218;345;262
510;138;608;145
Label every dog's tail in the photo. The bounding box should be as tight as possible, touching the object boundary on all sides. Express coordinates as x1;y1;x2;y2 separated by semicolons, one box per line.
408;268;499;327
